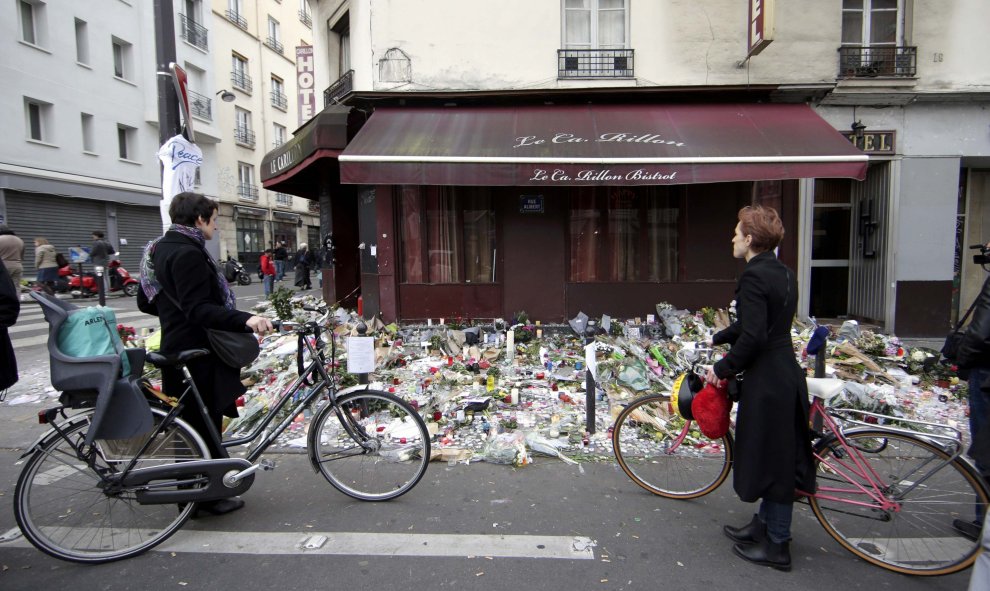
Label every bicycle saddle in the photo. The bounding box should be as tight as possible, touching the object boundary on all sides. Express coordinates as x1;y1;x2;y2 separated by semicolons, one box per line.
806;377;845;401
146;349;211;367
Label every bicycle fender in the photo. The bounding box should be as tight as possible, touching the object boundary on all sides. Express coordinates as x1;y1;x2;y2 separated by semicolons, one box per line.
17;412;95;460
335;384;376;397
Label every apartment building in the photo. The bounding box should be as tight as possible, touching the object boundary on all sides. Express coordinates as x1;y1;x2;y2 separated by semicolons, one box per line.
211;0;314;266
263;1;990;336
0;0;220;277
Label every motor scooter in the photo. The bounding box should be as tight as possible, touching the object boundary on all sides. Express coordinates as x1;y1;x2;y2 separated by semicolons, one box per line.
223;256;253;286
63;260;140;298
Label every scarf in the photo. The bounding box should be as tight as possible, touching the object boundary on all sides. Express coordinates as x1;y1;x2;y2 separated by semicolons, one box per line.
140;224;236;310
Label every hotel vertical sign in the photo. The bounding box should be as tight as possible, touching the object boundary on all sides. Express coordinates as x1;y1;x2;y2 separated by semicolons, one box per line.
747;0;775;57
296;46;315;127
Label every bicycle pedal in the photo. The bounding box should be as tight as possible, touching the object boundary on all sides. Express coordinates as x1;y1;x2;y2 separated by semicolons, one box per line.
260;459;277;471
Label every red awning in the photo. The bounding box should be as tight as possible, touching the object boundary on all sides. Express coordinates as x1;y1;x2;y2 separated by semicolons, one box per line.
339;104;867;186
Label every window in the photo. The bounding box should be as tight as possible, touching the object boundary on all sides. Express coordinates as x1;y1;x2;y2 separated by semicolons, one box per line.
266;17;283;52
117;124;136;159
568;187;679;282
236;217;264;257
231;53;251;92
563;0;627;50
235;107;251;132
273;123;286;147
299;0;312;27
81;113;95;152
237;162;256;200
74;18;89;64
397;187;496;284
271;75;287;109
842;0;899;47
112;37;132;80
19;0;45;46
24;97;52;142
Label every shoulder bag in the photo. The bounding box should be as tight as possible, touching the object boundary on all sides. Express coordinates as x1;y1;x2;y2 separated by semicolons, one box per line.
160;290;259;369
941;298;979;363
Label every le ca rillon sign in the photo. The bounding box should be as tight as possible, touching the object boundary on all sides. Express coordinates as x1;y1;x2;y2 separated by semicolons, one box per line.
841;130;896;155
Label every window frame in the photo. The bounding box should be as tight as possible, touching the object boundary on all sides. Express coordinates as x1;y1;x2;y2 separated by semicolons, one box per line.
24;97;52;143
273;122;286;147
841;0;902;47
18;0;46;47
81;112;95;153
117;124;136;160
561;0;629;50
74;18;89;64
112;37;132;80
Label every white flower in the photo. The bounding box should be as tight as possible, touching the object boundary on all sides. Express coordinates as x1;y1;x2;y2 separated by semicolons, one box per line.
910;350;926;362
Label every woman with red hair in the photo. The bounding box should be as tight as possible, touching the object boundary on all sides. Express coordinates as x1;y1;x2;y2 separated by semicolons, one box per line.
705;205;815;572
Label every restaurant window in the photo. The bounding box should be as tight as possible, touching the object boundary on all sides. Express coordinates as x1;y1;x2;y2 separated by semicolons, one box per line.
398;186;496;284
235;217;264;260
569;186;679;282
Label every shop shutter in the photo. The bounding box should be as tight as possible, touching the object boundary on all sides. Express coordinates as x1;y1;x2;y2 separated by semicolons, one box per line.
5;192;106;277
115;204;162;273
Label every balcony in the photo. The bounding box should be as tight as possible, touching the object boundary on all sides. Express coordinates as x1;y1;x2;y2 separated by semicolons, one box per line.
838;46;917;79
323;69;354;107
231;70;253;93
558;48;634;78
273;137;285;148
274;192;293;207
225;9;248;30
179;14;208;51
234;126;256;148
237;183;259;201
188;90;212;121
271;90;288;110
298;9;312;28
265;36;284;54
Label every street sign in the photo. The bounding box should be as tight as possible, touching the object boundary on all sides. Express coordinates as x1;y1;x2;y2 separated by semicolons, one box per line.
68;246;90;264
170;63;195;142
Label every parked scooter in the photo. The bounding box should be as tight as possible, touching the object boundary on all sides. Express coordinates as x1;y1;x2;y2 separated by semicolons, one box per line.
223;256;252;286
61;259;140;298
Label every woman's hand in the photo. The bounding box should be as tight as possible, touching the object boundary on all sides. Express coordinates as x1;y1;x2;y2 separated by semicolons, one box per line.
705;367;726;388
246;315;273;335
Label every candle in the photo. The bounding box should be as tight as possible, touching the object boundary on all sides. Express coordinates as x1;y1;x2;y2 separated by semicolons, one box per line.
536;329;543;339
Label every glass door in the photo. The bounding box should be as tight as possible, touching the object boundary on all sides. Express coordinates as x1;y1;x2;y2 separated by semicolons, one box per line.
809;179;853;318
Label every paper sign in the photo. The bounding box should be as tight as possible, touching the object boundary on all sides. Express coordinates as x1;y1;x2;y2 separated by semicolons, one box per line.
346;336;376;374
602;315;611;333
646;314;655;324
585;343;598;381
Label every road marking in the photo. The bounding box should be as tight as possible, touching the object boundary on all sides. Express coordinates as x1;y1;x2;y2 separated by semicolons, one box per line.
8;310;153;335
0;529;596;560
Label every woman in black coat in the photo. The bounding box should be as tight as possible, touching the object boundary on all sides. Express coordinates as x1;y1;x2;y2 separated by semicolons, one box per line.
138;192;272;516
705;205;815;572
0;258;20;391
293;243;313;290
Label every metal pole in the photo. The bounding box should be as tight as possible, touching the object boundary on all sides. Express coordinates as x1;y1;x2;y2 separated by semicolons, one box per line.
585;325;596;434
96;266;105;307
153;0;181;147
356;320;369;386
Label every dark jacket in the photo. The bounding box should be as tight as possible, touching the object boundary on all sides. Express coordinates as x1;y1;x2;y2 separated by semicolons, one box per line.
273;246;288;262
137;231;252;417
713;251;815;503
0;259;19;390
954;274;990;470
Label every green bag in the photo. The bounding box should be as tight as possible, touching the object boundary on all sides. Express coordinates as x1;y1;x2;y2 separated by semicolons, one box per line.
56;306;130;375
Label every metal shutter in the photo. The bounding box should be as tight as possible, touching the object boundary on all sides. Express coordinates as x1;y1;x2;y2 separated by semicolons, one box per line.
5;192;107;276
115;204;162;272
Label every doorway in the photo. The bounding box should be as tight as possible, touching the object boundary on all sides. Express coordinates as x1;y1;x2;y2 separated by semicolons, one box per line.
809;179;852;318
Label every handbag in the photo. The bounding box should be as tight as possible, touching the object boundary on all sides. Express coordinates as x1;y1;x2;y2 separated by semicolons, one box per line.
942;297;979;363
160;291;260;369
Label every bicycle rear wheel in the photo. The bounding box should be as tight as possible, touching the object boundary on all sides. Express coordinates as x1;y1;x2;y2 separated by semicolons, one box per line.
14;408;210;563
308;389;430;501
810;430;989;576
612;393;733;499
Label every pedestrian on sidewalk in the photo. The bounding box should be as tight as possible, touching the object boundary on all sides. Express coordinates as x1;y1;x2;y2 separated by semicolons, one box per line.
293;243;313;291
91;231;115;294
705;205;815;573
0;258;20;393
33;237;59;294
273;241;288;282
260;248;276;298
0;224;25;292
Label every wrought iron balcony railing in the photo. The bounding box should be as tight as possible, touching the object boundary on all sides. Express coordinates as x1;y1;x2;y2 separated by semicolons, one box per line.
558;48;634;78
188;89;212;121
271;90;288;110
234;126;256;148
179;14;208;50
225;9;248;30
274;192;293;206
273;138;285;148
266;36;284;54
838;45;917;78
237;183;259;201
231;70;253;93
299;9;312;28
323;69;354;107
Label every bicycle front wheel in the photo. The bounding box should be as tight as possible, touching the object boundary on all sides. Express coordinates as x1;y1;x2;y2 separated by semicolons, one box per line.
612;393;733;499
810;430;989;576
14;408;210;564
308;389;430;501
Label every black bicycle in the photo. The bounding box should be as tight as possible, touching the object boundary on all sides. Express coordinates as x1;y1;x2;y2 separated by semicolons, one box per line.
14;294;430;563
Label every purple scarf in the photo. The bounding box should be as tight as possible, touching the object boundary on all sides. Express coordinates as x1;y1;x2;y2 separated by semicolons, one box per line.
140;224;236;310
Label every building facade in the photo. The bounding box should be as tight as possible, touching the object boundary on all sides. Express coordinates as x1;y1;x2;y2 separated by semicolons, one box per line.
211;0;316;266
263;0;990;336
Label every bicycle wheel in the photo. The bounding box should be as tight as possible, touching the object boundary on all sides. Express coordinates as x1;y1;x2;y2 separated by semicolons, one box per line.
308;389;430;501
810;430;989;576
612;393;733;499
14;408;210;563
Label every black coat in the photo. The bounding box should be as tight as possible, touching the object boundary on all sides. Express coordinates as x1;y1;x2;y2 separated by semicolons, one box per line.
713;252;816;503
953;273;990;470
0;259;19;390
137;232;252;417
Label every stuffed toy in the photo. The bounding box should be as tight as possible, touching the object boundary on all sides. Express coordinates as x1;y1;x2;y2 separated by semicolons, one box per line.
691;381;731;439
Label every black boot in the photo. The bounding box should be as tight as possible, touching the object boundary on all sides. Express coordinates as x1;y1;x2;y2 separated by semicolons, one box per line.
723;514;765;545
732;538;792;572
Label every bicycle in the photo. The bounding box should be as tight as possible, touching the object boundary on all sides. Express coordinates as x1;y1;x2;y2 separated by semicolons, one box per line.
611;351;990;576
14;293;431;564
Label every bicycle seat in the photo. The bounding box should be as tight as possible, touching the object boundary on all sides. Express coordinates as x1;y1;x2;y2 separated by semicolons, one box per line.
146;349;211;368
807;377;845;401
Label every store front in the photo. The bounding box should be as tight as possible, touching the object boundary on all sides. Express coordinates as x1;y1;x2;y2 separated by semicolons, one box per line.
336;103;867;322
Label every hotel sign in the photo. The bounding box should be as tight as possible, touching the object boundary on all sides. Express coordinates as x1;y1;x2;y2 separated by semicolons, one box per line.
297;46;315;127
747;0;775;57
841;130;896;155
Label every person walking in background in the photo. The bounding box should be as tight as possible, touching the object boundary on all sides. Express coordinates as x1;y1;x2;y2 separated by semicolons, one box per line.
0;258;20;393
260;248;276;298
91;230;115;294
293;243;313;291
0;225;25;292
273;241;288;282
33;237;59;294
705;205;815;572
